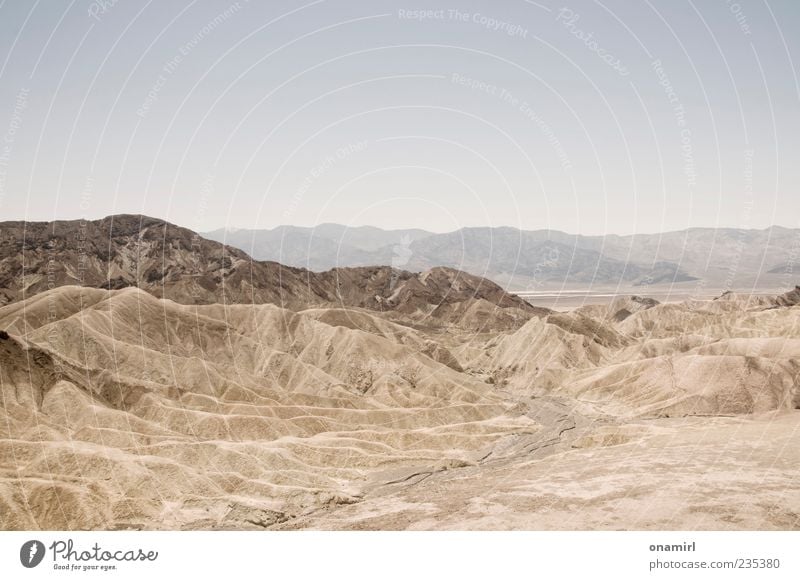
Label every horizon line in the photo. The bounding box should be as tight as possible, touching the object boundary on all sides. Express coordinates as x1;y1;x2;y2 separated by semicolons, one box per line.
1;213;797;238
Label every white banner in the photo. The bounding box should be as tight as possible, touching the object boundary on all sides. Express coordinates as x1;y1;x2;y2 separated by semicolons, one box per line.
1;531;797;579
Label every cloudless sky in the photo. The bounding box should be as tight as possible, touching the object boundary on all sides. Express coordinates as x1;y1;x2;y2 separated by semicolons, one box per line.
0;0;798;234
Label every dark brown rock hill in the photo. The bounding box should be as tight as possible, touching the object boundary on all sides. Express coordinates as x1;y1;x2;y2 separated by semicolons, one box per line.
0;215;540;329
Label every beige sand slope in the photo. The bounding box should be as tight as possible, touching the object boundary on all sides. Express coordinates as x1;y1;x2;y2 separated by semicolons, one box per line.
0;283;798;530
0;287;537;529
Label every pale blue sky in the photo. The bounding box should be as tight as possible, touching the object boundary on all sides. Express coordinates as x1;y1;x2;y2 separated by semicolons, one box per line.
0;0;797;234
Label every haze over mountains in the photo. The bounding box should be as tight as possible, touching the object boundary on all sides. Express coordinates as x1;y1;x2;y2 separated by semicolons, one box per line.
1;215;799;530
205;224;800;291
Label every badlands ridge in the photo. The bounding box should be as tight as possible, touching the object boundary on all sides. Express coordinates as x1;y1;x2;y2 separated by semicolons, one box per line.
0;216;798;530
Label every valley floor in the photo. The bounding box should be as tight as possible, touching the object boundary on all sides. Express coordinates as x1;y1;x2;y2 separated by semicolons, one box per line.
279;411;800;530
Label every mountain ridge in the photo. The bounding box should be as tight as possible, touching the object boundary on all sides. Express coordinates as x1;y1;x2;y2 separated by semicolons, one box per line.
204;223;800;289
0;214;539;331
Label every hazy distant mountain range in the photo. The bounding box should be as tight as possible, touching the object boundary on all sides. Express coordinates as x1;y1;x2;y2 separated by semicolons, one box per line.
204;224;800;290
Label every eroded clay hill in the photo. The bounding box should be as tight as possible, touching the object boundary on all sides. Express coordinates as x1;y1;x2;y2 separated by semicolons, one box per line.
0;286;539;529
0;217;798;530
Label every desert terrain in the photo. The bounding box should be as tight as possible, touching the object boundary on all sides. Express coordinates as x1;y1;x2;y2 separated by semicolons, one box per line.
0;216;798;530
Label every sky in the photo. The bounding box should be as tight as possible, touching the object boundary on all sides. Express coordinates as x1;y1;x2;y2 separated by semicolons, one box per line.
0;0;798;235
